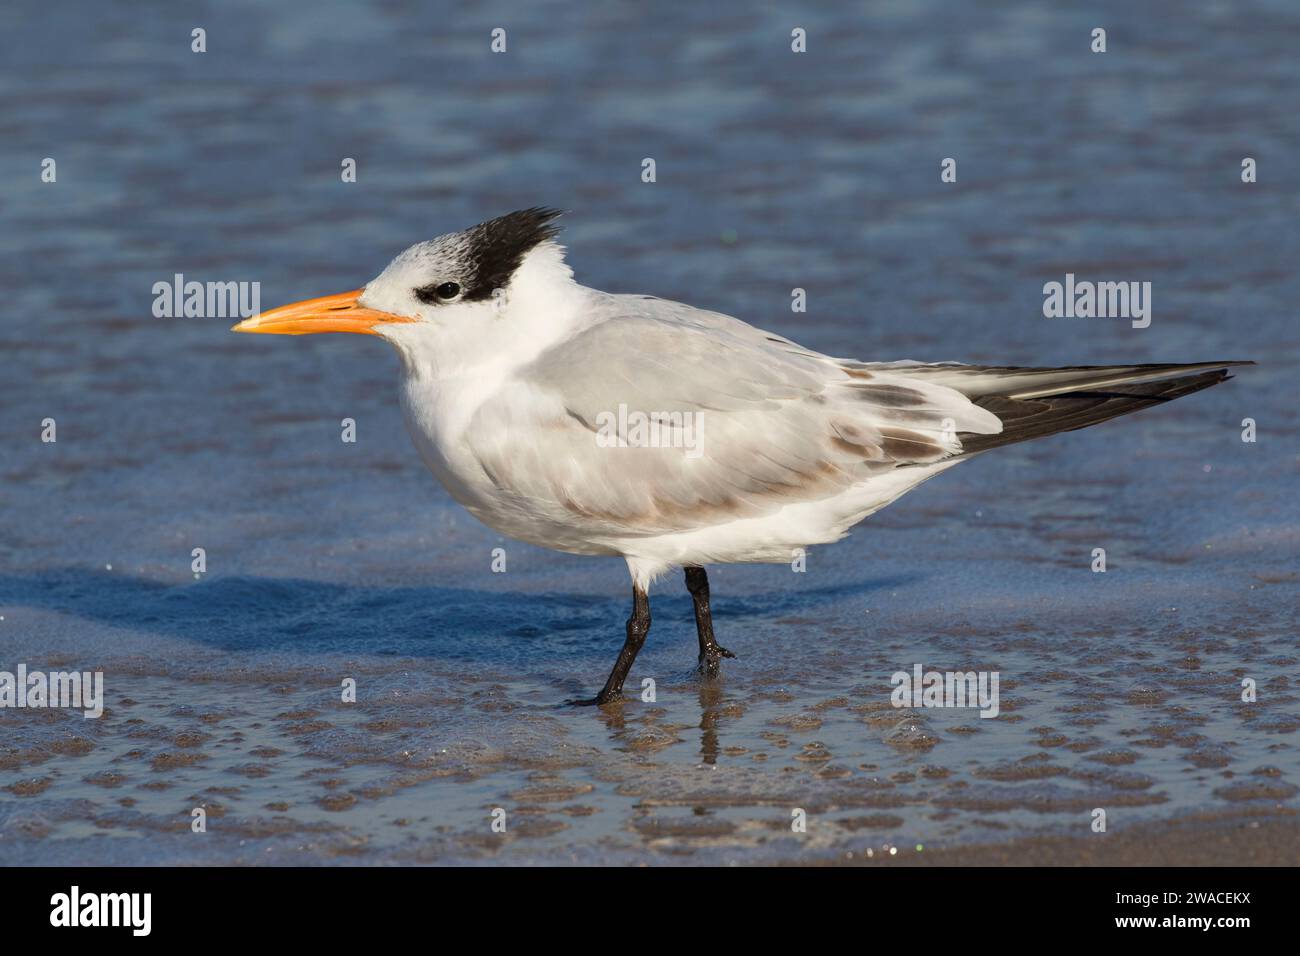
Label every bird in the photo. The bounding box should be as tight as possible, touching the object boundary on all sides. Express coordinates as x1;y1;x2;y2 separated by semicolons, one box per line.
233;207;1250;705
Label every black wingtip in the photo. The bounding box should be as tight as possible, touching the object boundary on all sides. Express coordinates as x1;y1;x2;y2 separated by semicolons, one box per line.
961;366;1243;455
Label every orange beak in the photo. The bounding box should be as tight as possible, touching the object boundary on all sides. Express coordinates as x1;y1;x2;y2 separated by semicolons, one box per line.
230;290;416;336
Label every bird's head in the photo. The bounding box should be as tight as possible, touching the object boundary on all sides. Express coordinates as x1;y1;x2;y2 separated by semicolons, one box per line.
232;207;573;365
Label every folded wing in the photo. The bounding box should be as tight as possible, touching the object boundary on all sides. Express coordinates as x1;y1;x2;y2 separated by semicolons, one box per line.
462;296;1002;537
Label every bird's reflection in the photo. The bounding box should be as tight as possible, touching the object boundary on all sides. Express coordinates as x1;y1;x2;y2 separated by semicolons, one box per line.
579;676;731;763
697;681;725;764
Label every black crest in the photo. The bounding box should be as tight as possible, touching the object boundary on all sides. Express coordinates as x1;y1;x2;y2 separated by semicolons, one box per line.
460;207;564;301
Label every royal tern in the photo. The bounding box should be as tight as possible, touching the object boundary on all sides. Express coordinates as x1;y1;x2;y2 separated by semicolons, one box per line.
234;208;1249;704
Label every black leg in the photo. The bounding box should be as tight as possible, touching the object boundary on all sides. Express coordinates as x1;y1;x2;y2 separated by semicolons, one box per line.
593;585;651;705
685;566;735;679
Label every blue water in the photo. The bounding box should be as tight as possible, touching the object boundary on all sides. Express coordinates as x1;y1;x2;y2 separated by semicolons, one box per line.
1;0;1296;864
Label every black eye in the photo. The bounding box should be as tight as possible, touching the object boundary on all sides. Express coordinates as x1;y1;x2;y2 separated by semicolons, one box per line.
415;281;461;304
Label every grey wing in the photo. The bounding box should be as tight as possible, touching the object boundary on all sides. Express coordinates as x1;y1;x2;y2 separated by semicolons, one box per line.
462;296;1003;536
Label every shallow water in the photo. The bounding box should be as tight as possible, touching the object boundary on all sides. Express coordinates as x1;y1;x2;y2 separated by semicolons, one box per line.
1;0;1297;864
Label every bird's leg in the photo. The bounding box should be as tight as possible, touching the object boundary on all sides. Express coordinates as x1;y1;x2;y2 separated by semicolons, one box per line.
685;566;735;679
593;585;652;705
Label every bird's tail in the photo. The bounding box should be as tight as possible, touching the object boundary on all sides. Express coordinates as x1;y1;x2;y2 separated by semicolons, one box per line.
896;362;1253;455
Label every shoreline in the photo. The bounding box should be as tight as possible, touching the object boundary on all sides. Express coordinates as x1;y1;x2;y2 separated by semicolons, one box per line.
823;808;1299;866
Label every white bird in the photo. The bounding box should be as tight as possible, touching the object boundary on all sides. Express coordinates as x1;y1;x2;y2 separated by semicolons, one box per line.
234;208;1249;704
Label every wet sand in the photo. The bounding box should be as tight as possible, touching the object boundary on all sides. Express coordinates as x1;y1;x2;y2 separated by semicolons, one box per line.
2;564;1295;865
835;810;1299;866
